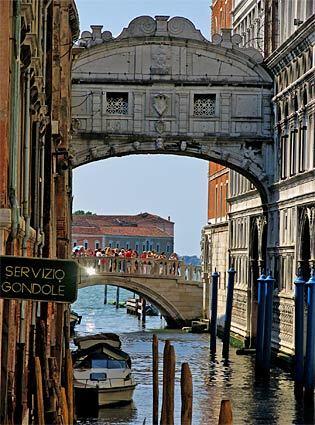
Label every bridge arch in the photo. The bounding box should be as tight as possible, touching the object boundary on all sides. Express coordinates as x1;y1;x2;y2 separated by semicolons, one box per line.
71;15;274;206
79;275;199;327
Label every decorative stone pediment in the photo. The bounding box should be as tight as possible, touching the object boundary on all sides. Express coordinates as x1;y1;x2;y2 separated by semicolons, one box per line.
78;15;208;47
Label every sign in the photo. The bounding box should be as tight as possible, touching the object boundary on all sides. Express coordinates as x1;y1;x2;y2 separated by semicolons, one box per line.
0;256;79;303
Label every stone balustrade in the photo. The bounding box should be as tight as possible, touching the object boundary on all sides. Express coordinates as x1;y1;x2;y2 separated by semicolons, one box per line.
76;256;202;283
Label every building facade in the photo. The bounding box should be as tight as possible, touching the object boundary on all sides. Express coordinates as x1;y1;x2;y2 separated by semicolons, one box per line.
72;213;174;254
0;1;79;423
203;0;315;353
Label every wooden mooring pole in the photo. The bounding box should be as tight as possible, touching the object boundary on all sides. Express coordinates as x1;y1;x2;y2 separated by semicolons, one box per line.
34;356;45;425
218;400;233;424
160;340;170;425
166;345;175;424
142;298;146;323
104;285;108;304
116;286;120;309
152;334;159;425
181;363;193;425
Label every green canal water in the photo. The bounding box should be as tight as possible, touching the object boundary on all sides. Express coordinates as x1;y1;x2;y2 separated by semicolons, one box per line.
72;286;314;425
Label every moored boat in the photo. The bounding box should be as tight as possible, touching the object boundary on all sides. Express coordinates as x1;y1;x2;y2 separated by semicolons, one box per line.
70;310;82;334
74;332;121;350
73;340;136;407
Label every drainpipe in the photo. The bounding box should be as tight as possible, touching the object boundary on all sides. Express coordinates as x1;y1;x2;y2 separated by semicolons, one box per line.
43;0;52;90
22;68;31;257
8;0;22;249
38;134;45;258
37;0;52;258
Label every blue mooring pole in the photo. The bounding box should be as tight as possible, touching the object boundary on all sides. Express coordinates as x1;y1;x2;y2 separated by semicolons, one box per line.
210;270;219;353
255;272;266;372
262;273;275;373
294;272;305;386
304;269;315;399
222;267;236;358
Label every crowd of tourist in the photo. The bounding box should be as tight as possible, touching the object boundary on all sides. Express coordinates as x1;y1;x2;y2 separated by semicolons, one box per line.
72;247;180;275
72;246;179;261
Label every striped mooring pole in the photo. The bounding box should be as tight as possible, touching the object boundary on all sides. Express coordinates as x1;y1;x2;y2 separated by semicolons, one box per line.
210;270;219;354
255;272;266;372
294;271;305;386
304;268;315;399
222;267;236;358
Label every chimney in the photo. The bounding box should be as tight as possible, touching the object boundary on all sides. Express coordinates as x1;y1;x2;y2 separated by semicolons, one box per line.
168;216;170;221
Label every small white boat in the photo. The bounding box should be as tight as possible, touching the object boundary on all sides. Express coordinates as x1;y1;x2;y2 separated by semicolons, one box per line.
74;332;121;350
73;341;136;407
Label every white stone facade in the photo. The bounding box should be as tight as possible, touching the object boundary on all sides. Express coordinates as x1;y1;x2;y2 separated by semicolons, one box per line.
202;2;315;354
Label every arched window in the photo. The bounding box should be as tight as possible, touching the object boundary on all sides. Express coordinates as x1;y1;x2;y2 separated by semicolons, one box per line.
95;240;100;250
73;240;77;247
83;240;88;249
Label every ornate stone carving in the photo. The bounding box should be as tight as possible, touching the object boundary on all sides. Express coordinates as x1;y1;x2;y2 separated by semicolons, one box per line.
151;46;170;75
153;94;168;116
155;121;165;134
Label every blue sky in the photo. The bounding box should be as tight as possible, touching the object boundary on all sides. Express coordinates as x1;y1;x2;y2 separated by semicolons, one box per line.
72;1;210;256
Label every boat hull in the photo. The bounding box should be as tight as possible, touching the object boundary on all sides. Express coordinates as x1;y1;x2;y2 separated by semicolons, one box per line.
74;383;136;407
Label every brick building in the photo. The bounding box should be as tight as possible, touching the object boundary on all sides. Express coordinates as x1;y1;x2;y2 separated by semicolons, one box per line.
72;212;174;254
0;1;79;423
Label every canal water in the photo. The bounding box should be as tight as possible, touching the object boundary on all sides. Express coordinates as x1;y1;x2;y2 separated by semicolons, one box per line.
72;286;314;425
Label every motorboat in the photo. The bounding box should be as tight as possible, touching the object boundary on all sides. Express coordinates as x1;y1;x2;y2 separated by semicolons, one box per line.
73;341;136;407
74;332;121;350
70;310;82;334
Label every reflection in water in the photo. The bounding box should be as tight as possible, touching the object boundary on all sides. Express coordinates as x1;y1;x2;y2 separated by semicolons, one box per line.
73;286;310;425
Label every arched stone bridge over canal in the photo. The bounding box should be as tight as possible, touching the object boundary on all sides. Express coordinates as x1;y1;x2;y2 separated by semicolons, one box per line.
71;15;274;205
76;256;203;327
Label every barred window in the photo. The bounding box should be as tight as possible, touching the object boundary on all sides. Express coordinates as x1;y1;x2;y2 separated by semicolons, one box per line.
106;92;128;115
193;94;216;117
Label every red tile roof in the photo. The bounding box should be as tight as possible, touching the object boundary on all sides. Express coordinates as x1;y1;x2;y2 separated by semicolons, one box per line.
72;212;174;238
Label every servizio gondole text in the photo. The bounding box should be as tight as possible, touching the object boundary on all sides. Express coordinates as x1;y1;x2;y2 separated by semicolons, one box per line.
1;265;66;297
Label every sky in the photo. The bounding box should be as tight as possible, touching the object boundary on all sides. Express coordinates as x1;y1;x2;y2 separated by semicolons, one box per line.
72;1;211;256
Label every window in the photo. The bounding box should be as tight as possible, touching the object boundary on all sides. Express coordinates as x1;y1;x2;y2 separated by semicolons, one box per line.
135;243;139;252
95;240;100;250
215;185;218;222
106;92;128;115
109;241;112;248
116;242;120;249
126;243;129;250
298;125;306;172
166;244;170;253
280;136;287;179
156;244;160;253
73;241;77;247
142;244;145;252
150;244;153;251
83;240;88;249
146;241;150;251
289;130;296;176
193;94;216;117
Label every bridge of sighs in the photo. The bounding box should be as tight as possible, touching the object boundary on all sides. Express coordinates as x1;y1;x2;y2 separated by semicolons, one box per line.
70;15;275;324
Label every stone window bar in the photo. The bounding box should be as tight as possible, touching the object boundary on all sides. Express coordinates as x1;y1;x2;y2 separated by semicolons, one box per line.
193;94;216;117
106;92;128;115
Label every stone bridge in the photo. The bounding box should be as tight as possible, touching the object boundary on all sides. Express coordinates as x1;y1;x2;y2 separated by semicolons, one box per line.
71;15;274;204
76;256;203;327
